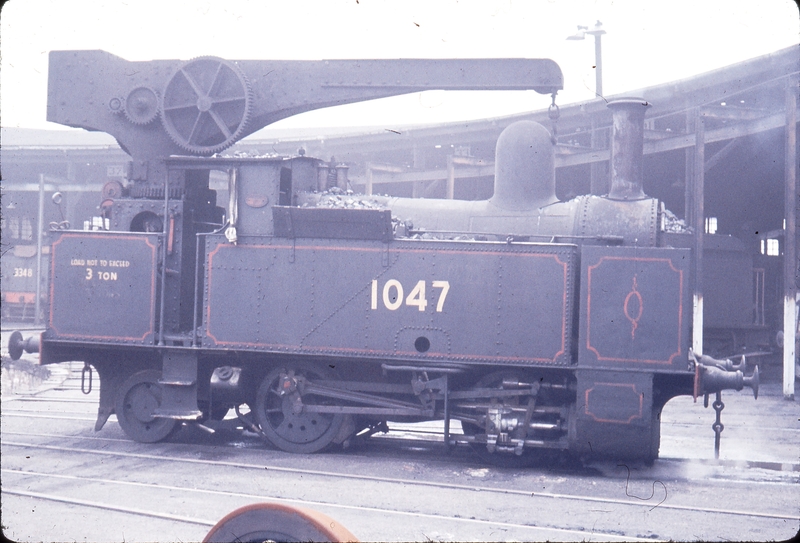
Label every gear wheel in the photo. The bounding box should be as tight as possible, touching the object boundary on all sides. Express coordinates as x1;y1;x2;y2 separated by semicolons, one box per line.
160;57;252;155
108;97;124;114
129;184;185;199
123;87;160;125
102;180;125;200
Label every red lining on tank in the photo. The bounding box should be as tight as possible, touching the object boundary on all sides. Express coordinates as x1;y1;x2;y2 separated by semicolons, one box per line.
48;233;158;342
585;255;684;365
206;242;570;363
584;382;643;424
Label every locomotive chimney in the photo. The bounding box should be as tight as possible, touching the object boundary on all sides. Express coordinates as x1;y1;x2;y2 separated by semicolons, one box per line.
607;98;650;201
489;120;557;211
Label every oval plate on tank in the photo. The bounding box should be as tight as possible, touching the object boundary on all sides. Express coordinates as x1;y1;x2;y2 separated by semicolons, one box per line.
245;195;269;208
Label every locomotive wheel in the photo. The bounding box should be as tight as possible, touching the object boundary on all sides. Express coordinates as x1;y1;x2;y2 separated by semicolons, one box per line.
462;370;543;468
115;370;179;443
203;502;358;543
255;363;345;454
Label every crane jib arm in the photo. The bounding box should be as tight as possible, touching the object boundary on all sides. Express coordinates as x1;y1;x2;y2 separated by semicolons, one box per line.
47;50;563;160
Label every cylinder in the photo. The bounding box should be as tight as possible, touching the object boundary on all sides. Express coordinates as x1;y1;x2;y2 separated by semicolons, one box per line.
489;120;556;211
607;98;650;201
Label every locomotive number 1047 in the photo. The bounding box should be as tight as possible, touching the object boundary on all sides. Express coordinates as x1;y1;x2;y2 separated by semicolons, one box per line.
370;279;450;312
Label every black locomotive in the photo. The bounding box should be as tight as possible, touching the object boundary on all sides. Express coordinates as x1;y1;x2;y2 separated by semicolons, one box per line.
9;51;759;464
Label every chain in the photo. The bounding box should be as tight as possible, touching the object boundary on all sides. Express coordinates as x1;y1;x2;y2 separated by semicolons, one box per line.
712;391;725;459
548;92;561;145
81;362;93;395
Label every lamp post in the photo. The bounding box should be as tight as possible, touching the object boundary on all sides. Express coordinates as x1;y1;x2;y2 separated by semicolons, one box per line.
567;20;606;96
568;21;608;195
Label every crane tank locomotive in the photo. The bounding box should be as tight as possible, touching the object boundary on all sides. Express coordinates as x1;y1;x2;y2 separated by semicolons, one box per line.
9;50;759;465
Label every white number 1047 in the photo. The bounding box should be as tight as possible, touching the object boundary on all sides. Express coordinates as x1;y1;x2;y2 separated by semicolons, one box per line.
371;279;450;312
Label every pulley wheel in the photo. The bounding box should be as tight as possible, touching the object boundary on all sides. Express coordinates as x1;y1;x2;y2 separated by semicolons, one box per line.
255;363;344;454
115;370;178;443
161;56;252;155
203;502;358;542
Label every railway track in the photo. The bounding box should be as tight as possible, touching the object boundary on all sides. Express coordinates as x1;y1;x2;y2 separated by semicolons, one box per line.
3;437;658;541
3;436;798;520
4;442;796;543
3;362;799;541
2;449;797;541
3;420;799;481
5;390;800;476
4;369;799;483
2;471;658;543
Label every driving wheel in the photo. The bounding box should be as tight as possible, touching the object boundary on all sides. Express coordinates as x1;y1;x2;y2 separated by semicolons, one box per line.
255;363;344;454
115;369;178;443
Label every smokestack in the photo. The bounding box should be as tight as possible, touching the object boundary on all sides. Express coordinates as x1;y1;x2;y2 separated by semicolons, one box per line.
607;98;650;201
490;120;556;211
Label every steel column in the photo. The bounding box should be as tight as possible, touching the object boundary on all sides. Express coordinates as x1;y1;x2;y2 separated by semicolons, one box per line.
366;166;373;196
684;112;695;224
784;76;798;399
158;169;169;346
412;144;426;198
594;31;603;97
34;173;45;326
692;109;705;356
446;155;455;199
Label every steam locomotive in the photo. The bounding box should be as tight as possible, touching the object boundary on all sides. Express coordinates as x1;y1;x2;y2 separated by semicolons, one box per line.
9;51;760;465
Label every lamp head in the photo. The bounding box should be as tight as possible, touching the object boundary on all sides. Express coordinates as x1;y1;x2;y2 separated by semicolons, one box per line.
566;25;588;40
586;20;606;36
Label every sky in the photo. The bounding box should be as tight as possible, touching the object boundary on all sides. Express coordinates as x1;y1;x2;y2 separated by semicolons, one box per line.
1;0;798;135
